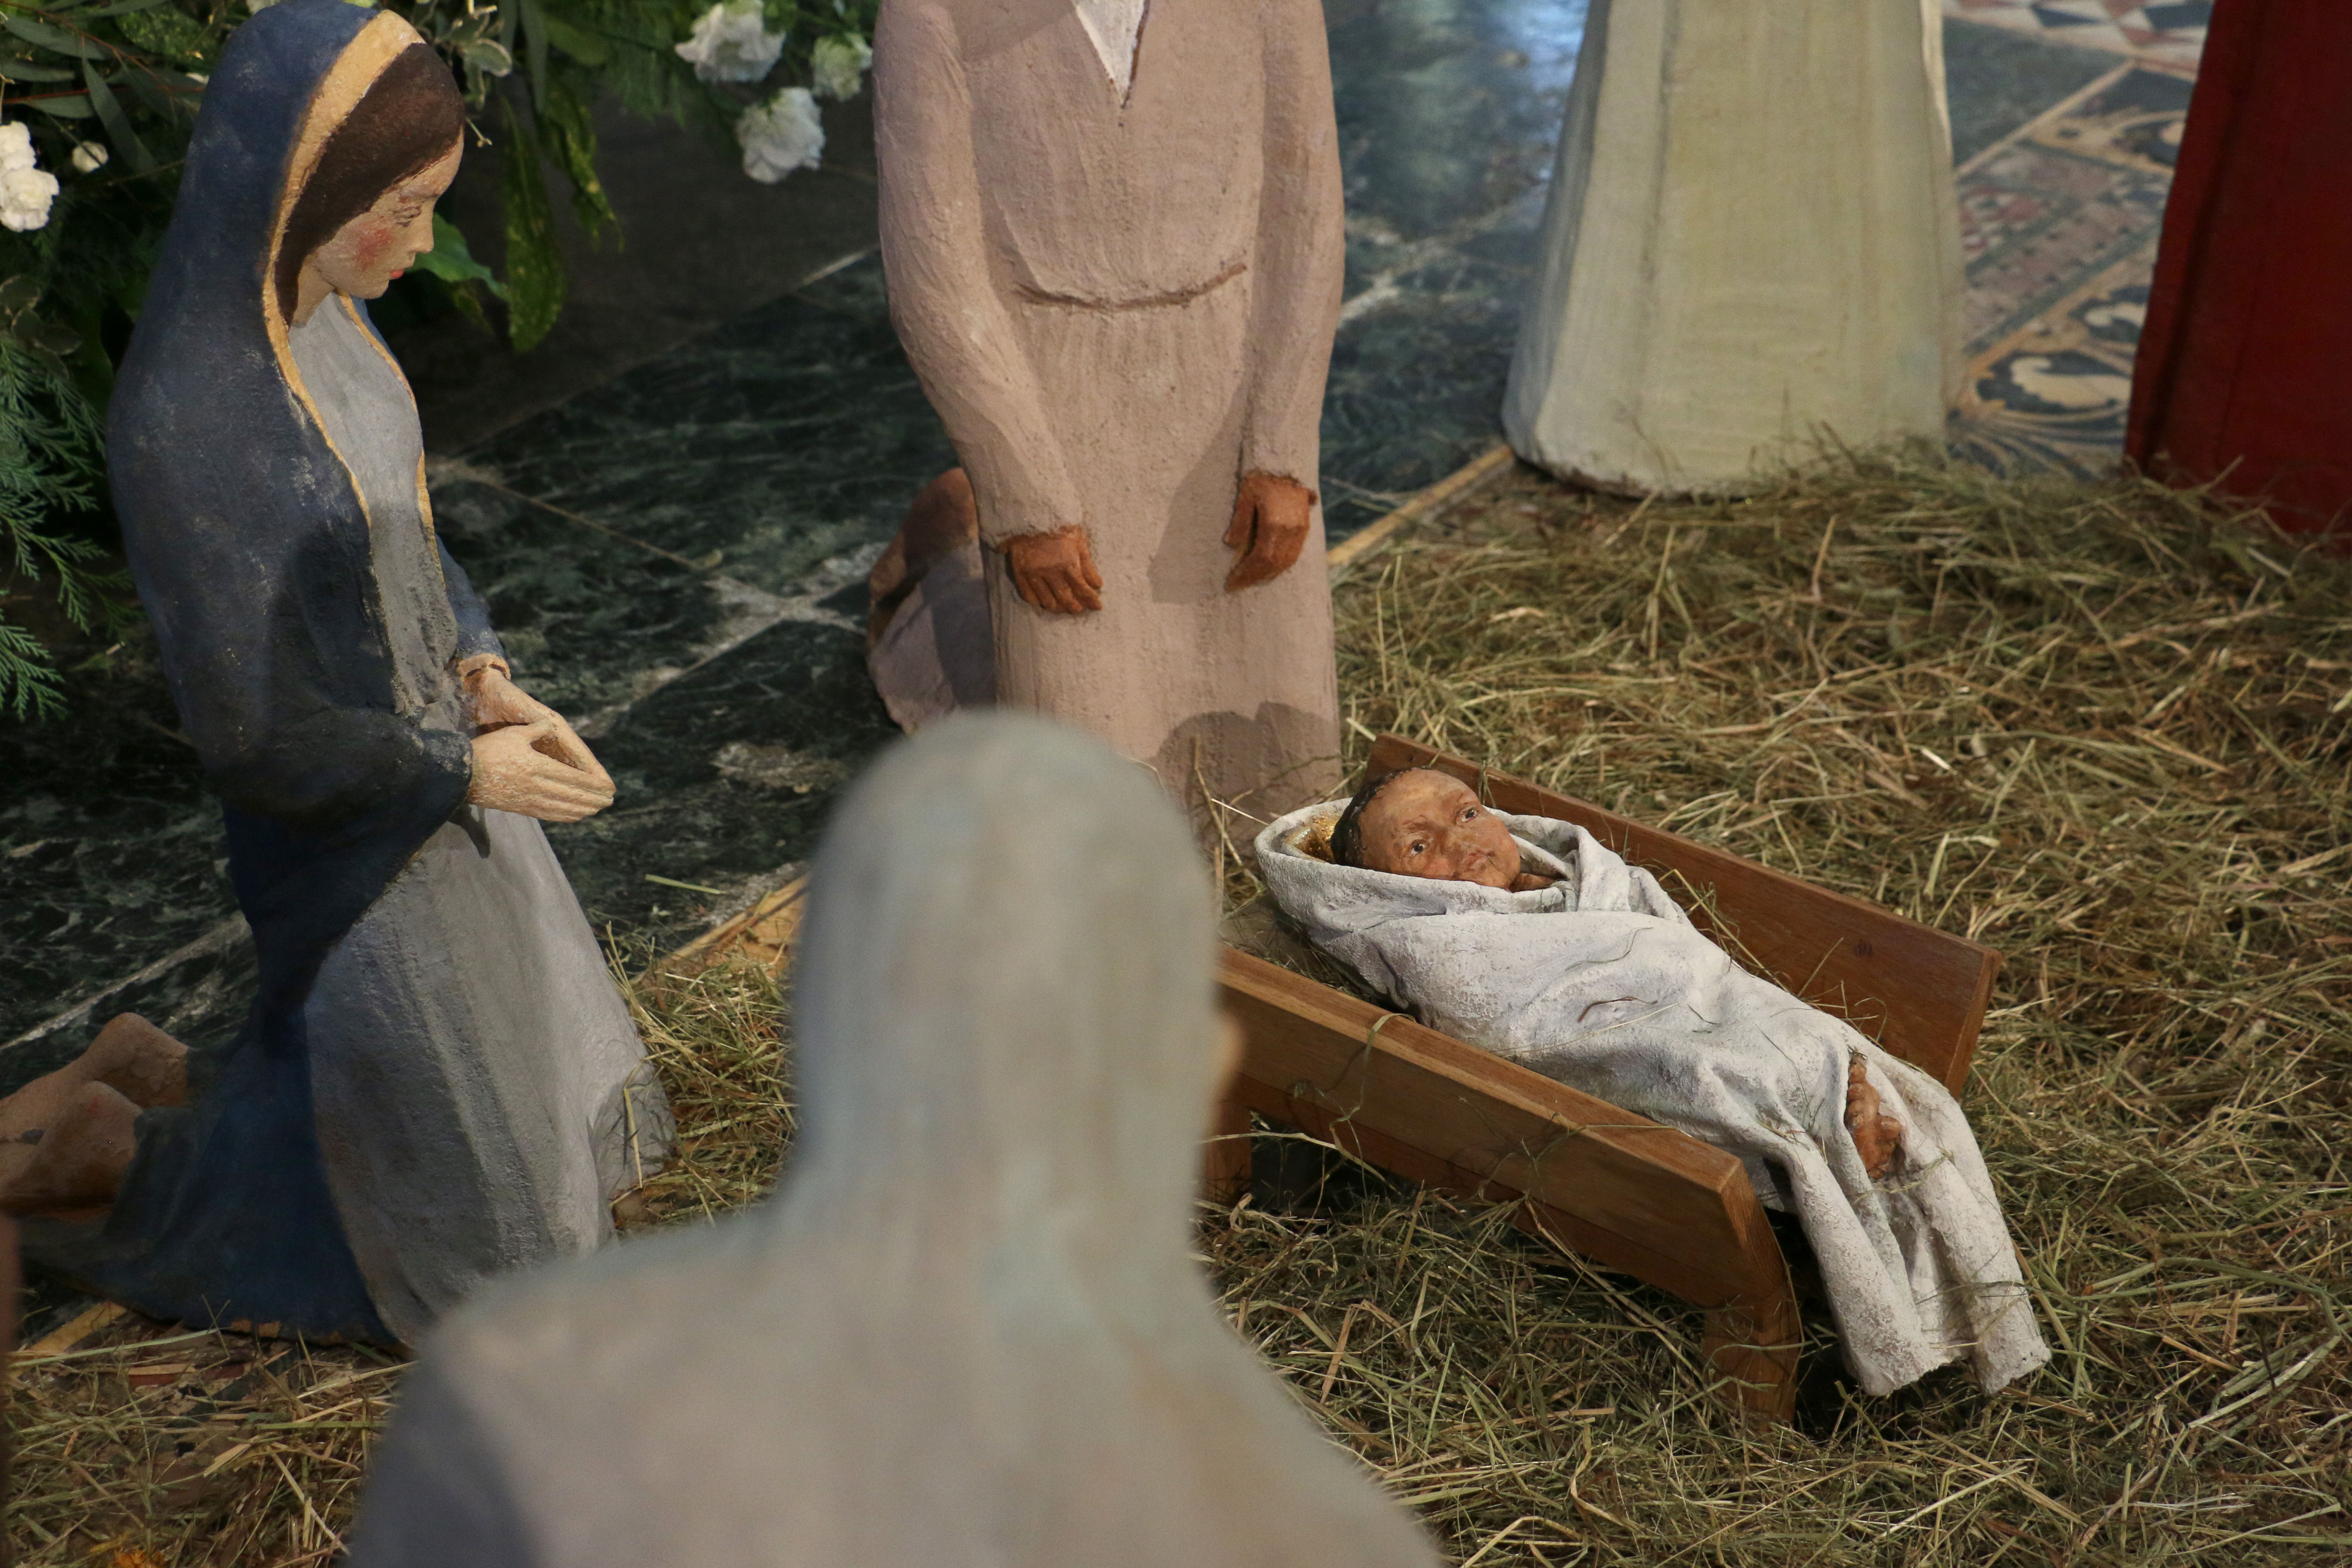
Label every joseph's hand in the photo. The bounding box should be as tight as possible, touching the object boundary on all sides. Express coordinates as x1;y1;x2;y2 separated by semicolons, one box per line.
1224;472;1314;591
1006;527;1105;615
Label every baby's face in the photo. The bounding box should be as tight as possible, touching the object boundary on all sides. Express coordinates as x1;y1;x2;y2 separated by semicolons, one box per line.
1358;771;1523;890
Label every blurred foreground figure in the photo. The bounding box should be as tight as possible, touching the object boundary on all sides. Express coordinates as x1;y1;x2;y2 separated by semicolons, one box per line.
2126;0;2352;536
349;713;1439;1568
1505;0;1961;495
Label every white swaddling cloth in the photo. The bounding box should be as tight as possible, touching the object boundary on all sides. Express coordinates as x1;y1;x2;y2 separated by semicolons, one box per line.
1256;804;2049;1397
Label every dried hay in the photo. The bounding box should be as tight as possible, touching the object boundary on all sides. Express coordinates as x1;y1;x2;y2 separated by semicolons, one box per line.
6;1322;401;1565
11;447;2349;1563
2;957;787;1566
1207;446;2350;1564
611;951;793;1228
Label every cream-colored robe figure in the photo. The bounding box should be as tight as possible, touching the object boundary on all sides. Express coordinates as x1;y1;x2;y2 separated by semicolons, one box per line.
345;714;1441;1568
1504;0;1963;495
874;0;1347;818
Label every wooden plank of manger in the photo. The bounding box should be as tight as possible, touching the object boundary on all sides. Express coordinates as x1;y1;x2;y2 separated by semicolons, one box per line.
1363;734;1999;1093
1213;735;2002;1423
662;878;811;978
1213;948;1803;1423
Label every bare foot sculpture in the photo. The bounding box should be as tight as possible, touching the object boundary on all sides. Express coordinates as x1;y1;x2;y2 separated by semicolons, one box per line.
866;468;979;649
0;1014;189;1218
865;468;995;732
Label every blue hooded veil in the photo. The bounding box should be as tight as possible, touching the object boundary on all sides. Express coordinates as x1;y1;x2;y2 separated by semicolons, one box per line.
31;0;504;1341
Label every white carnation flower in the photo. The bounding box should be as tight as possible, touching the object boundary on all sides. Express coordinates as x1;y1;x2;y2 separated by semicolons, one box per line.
0;124;56;232
676;0;785;85
70;140;108;174
0;165;59;232
810;34;871;101
737;86;824;184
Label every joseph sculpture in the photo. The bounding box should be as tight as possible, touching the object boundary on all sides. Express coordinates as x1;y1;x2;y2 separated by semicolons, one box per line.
873;0;1348;820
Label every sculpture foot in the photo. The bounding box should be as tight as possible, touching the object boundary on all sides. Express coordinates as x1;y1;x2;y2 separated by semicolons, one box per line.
0;1011;190;1219
0;1079;141;1218
80;1012;192;1109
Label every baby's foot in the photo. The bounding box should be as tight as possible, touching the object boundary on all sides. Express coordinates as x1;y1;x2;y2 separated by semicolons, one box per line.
1845;1058;1903;1181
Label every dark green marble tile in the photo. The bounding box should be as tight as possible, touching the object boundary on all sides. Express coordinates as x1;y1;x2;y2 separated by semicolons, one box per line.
1328;0;1584;242
429;475;736;722
458;274;958;597
540;616;900;946
0;643;239;1050
1944;18;2119;166
1322;193;1545;536
790;252;893;324
0;931;258;1096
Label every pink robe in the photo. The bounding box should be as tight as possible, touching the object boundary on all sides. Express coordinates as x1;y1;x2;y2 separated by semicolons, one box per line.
875;0;1346;818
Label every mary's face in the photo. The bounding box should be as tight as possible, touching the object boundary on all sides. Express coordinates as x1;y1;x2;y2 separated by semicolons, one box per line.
309;140;462;301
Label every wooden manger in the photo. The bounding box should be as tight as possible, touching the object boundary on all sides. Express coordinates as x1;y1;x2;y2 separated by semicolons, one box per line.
1207;735;2001;1423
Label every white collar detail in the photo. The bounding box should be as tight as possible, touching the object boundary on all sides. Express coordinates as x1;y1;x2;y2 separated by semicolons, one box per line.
1072;0;1147;96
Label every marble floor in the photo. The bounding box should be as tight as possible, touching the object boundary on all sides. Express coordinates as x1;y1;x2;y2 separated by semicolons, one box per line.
0;7;2199;1094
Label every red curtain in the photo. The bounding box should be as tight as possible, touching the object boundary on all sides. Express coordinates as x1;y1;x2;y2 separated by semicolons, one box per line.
2126;0;2352;535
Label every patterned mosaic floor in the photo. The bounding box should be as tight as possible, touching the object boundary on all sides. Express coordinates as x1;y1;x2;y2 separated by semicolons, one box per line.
1945;0;2208;68
1947;50;2195;477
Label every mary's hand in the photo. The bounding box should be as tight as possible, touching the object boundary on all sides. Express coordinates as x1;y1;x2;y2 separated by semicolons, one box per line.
468;721;616;823
463;662;617;802
1224;472;1314;591
465;661;554;727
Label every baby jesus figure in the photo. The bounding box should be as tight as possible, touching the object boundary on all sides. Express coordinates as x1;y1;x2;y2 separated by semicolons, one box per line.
1332;770;1904;1176
1260;769;2048;1397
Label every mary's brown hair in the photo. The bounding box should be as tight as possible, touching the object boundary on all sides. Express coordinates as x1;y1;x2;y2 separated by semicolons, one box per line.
273;43;464;322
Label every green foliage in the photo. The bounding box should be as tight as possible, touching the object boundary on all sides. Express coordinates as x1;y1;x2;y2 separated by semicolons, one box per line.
412;208;499;330
110;4;208;64
0;278;127;719
496;90;563;349
413;209;502;295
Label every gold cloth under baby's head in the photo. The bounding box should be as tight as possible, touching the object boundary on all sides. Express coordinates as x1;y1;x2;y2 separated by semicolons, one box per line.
1292;811;1341;864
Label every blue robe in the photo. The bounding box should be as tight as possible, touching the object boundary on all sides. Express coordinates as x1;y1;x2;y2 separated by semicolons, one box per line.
30;0;667;1343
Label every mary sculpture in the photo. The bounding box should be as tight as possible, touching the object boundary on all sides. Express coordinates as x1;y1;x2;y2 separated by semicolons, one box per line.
22;0;669;1345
